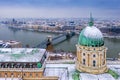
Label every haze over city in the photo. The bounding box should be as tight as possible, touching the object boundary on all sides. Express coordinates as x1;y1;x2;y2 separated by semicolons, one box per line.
0;0;120;18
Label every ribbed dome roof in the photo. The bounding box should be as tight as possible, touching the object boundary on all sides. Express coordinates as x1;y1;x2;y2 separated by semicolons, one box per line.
78;14;104;47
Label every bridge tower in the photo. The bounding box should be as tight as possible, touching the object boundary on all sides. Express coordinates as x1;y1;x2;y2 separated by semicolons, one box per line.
46;35;54;52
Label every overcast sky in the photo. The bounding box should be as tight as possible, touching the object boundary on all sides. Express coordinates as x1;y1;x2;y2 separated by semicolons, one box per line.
0;0;120;18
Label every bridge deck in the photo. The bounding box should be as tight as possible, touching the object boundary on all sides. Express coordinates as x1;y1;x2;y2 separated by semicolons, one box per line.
35;32;75;48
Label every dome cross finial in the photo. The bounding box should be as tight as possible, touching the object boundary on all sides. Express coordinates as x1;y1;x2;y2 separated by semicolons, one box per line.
89;13;94;27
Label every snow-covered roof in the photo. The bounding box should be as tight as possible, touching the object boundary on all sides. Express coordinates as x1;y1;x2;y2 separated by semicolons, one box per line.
78;26;104;47
0;48;46;62
0;78;21;80
83;26;103;39
45;64;120;80
46;64;75;80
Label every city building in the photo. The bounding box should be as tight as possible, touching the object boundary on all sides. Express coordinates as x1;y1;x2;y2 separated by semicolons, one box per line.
0;48;58;80
6;40;22;48
0;40;22;48
76;14;108;74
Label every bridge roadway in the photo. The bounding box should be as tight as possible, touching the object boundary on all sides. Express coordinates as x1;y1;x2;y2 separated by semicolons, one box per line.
35;32;75;48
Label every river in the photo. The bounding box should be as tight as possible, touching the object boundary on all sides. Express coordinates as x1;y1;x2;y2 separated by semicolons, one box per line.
0;25;120;58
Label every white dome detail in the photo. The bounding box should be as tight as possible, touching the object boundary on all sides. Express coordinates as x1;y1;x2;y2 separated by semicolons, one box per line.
83;26;103;39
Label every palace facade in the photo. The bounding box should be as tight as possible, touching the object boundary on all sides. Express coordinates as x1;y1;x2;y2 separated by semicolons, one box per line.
0;48;58;80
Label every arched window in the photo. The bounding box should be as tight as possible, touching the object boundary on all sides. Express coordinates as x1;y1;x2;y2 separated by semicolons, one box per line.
18;74;20;78
5;63;8;68
24;73;26;77
93;60;96;67
103;59;105;65
30;73;32;77
93;54;96;57
17;63;20;68
83;53;85;56
23;63;26;68
11;63;14;68
5;73;7;77
11;73;13;75
83;59;85;65
29;63;32;68
11;73;14;78
83;47;85;49
88;54;90;66
36;73;38;77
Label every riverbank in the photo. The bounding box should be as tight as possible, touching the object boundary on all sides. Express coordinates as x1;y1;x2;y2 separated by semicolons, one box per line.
8;26;120;39
0;26;120;58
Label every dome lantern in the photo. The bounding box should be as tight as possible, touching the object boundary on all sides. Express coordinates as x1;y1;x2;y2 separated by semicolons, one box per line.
78;14;104;47
89;13;94;27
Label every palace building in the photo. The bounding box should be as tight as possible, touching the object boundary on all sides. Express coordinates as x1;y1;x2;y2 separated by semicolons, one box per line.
0;48;58;80
76;14;108;74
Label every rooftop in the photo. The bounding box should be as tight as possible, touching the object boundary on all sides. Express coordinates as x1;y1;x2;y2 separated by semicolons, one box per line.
0;48;46;62
0;78;21;80
45;63;120;80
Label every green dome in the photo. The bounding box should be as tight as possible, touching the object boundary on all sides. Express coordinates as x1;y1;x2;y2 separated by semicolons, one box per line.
37;62;42;68
78;13;104;47
78;26;104;47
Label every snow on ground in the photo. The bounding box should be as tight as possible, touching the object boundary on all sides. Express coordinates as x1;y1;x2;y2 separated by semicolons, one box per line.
108;65;120;74
117;69;120;76
0;78;22;80
44;67;68;80
108;65;120;80
45;64;75;80
45;64;120;80
80;73;115;80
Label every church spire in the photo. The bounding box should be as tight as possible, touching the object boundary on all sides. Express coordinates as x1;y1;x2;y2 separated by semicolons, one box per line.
89;13;94;27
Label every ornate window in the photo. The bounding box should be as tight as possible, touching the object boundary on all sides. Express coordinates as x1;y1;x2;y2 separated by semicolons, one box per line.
5;63;8;68
36;73;38;77
30;73;32;77
83;59;85;65
24;73;26;77
11;63;14;68
104;51;106;58
103;60;105;65
83;53;85;56
11;73;14;78
23;63;26;68
11;73;13;76
5;73;7;77
93;60;96;67
17;63;20;68
29;63;32;68
88;54;90;66
93;54;96;57
83;47;85;49
18;74;20;78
